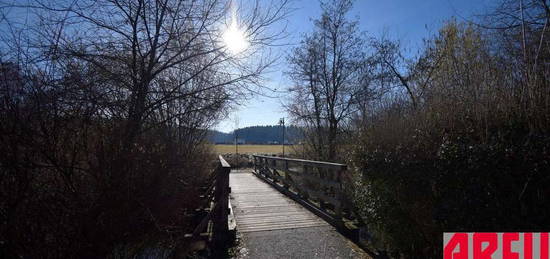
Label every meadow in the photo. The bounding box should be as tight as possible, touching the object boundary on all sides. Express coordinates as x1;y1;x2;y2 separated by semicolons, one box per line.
213;144;298;155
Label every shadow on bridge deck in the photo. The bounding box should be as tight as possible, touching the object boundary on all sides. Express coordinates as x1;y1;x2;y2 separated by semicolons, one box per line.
229;169;369;259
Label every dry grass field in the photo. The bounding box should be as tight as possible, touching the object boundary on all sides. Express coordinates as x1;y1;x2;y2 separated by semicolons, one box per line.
213;144;300;155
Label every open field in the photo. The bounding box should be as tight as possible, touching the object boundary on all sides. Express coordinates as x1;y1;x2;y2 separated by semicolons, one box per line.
213;144;299;155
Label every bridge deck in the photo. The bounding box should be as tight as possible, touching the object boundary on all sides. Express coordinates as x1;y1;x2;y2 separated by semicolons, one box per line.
229;169;369;258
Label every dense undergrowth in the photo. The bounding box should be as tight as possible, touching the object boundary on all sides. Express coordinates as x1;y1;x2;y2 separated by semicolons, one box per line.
0;0;290;257
353;121;550;257
284;2;550;256
0;93;217;257
350;18;550;258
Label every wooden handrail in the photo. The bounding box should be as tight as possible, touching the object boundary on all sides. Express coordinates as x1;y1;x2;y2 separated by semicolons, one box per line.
252;155;352;229
253;154;347;169
183;155;233;257
213;155;231;250
251;155;380;258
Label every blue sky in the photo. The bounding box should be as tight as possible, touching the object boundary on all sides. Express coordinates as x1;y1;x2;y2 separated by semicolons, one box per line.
215;0;497;132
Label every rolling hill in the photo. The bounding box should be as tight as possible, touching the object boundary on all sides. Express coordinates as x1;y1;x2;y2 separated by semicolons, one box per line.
207;125;303;144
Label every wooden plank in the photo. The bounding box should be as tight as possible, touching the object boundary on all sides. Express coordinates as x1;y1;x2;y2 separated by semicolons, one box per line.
219;155;231;168
227;199;237;232
253;156;348;216
229;170;327;233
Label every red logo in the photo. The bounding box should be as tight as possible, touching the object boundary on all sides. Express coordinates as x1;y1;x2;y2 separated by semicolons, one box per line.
444;233;549;259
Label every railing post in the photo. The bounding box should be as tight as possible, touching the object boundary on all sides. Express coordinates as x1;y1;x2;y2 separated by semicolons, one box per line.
301;164;309;199
334;166;346;227
213;156;231;257
262;157;265;175
253;156;257;173
271;158;276;182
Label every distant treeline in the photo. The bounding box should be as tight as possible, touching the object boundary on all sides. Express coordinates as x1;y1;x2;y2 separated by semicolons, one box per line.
208;125;303;144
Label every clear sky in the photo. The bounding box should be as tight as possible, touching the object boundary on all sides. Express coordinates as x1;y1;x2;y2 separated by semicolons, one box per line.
215;0;497;132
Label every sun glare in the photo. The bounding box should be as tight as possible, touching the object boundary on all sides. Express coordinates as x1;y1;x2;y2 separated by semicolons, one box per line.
223;13;249;54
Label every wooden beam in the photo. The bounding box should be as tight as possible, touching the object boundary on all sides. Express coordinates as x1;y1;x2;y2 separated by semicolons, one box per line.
253;155;347;170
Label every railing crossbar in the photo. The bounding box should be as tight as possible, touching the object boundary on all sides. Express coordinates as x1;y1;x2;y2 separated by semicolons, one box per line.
252;155;350;227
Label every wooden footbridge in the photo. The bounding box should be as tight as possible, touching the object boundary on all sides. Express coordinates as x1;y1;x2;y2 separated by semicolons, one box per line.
184;155;377;258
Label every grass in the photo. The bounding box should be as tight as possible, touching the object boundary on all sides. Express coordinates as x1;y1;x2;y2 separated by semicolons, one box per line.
213;144;299;155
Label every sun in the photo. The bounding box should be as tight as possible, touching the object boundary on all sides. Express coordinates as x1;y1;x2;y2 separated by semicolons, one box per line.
222;15;249;54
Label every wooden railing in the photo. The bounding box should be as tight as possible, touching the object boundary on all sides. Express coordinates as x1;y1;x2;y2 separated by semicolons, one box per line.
181;155;234;257
252;155;355;230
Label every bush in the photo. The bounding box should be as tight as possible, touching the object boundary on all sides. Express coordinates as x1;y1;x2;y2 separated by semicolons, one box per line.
353;122;550;257
0;63;217;258
351;18;550;257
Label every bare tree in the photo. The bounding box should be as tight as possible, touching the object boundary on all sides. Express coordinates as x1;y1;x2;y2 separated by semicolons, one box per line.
481;0;550;130
285;0;367;161
349;5;550;255
0;0;290;257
